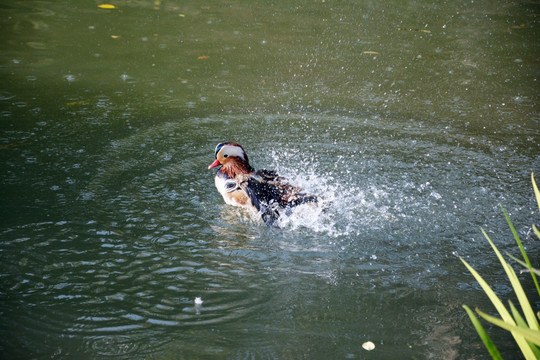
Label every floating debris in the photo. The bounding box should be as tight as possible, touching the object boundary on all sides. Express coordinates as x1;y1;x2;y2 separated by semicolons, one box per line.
194;297;203;305
98;4;117;10
398;27;431;33
0;139;29;150
362;341;375;351
26;42;47;50
65;100;89;106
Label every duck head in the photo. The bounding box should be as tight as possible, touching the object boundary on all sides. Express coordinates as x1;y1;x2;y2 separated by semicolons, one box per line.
208;142;254;177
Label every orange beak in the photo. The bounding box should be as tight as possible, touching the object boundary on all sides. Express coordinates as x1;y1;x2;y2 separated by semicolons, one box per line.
208;159;221;169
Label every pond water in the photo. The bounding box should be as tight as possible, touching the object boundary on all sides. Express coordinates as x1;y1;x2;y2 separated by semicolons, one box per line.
1;1;539;359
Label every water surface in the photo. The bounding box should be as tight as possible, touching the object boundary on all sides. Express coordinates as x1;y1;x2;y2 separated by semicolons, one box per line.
1;1;539;359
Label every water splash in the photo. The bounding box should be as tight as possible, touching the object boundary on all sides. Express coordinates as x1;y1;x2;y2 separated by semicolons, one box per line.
266;149;395;238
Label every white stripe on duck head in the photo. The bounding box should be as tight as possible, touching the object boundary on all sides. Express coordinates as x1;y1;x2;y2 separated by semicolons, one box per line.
208;142;255;178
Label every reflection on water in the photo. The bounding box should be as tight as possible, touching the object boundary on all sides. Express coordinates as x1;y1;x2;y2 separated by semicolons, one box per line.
1;0;538;359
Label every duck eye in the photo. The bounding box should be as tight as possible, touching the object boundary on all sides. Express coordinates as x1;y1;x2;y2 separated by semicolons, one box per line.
223;154;228;158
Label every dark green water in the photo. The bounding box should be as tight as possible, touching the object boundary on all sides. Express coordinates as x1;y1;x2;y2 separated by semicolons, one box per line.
1;1;539;359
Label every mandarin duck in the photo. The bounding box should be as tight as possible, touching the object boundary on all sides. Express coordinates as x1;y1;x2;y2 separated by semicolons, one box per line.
208;142;319;225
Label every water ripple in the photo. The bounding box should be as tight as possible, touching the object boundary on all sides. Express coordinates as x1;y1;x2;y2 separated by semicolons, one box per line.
2;113;537;359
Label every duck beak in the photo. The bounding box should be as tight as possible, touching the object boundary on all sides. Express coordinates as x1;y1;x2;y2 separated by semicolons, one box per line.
208;159;221;169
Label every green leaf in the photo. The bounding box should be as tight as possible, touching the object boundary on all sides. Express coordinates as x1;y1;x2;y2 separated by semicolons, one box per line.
463;233;533;353
509;302;540;359
500;205;540;296
510;300;529;328
532;172;540;213
534;224;540;240
476;308;540;350
460;255;513;323
507;253;540;276
482;227;539;331
460;173;540;359
504;262;539;330
463;305;503;360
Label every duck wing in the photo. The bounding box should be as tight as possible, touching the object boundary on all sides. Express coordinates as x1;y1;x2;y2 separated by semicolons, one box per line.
236;173;282;225
256;169;319;207
236;171;319;226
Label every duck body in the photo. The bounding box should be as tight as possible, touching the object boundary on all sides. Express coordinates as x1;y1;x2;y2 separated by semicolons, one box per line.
208;142;318;225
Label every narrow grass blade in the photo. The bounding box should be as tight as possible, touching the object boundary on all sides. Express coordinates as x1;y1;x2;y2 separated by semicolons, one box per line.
463;305;503;360
510;302;540;359
530;343;540;359
476;308;540;349
510;300;530;329
460;256;514;324
463;232;532;351
532;173;540;212
534;224;540;240
482;228;539;330
500;205;540;296
507;253;540;276
503;262;539;330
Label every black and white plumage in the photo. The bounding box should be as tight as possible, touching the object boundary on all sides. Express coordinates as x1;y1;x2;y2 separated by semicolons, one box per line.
208;142;319;225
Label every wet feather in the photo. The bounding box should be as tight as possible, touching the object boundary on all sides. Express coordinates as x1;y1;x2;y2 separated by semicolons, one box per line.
209;142;319;226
